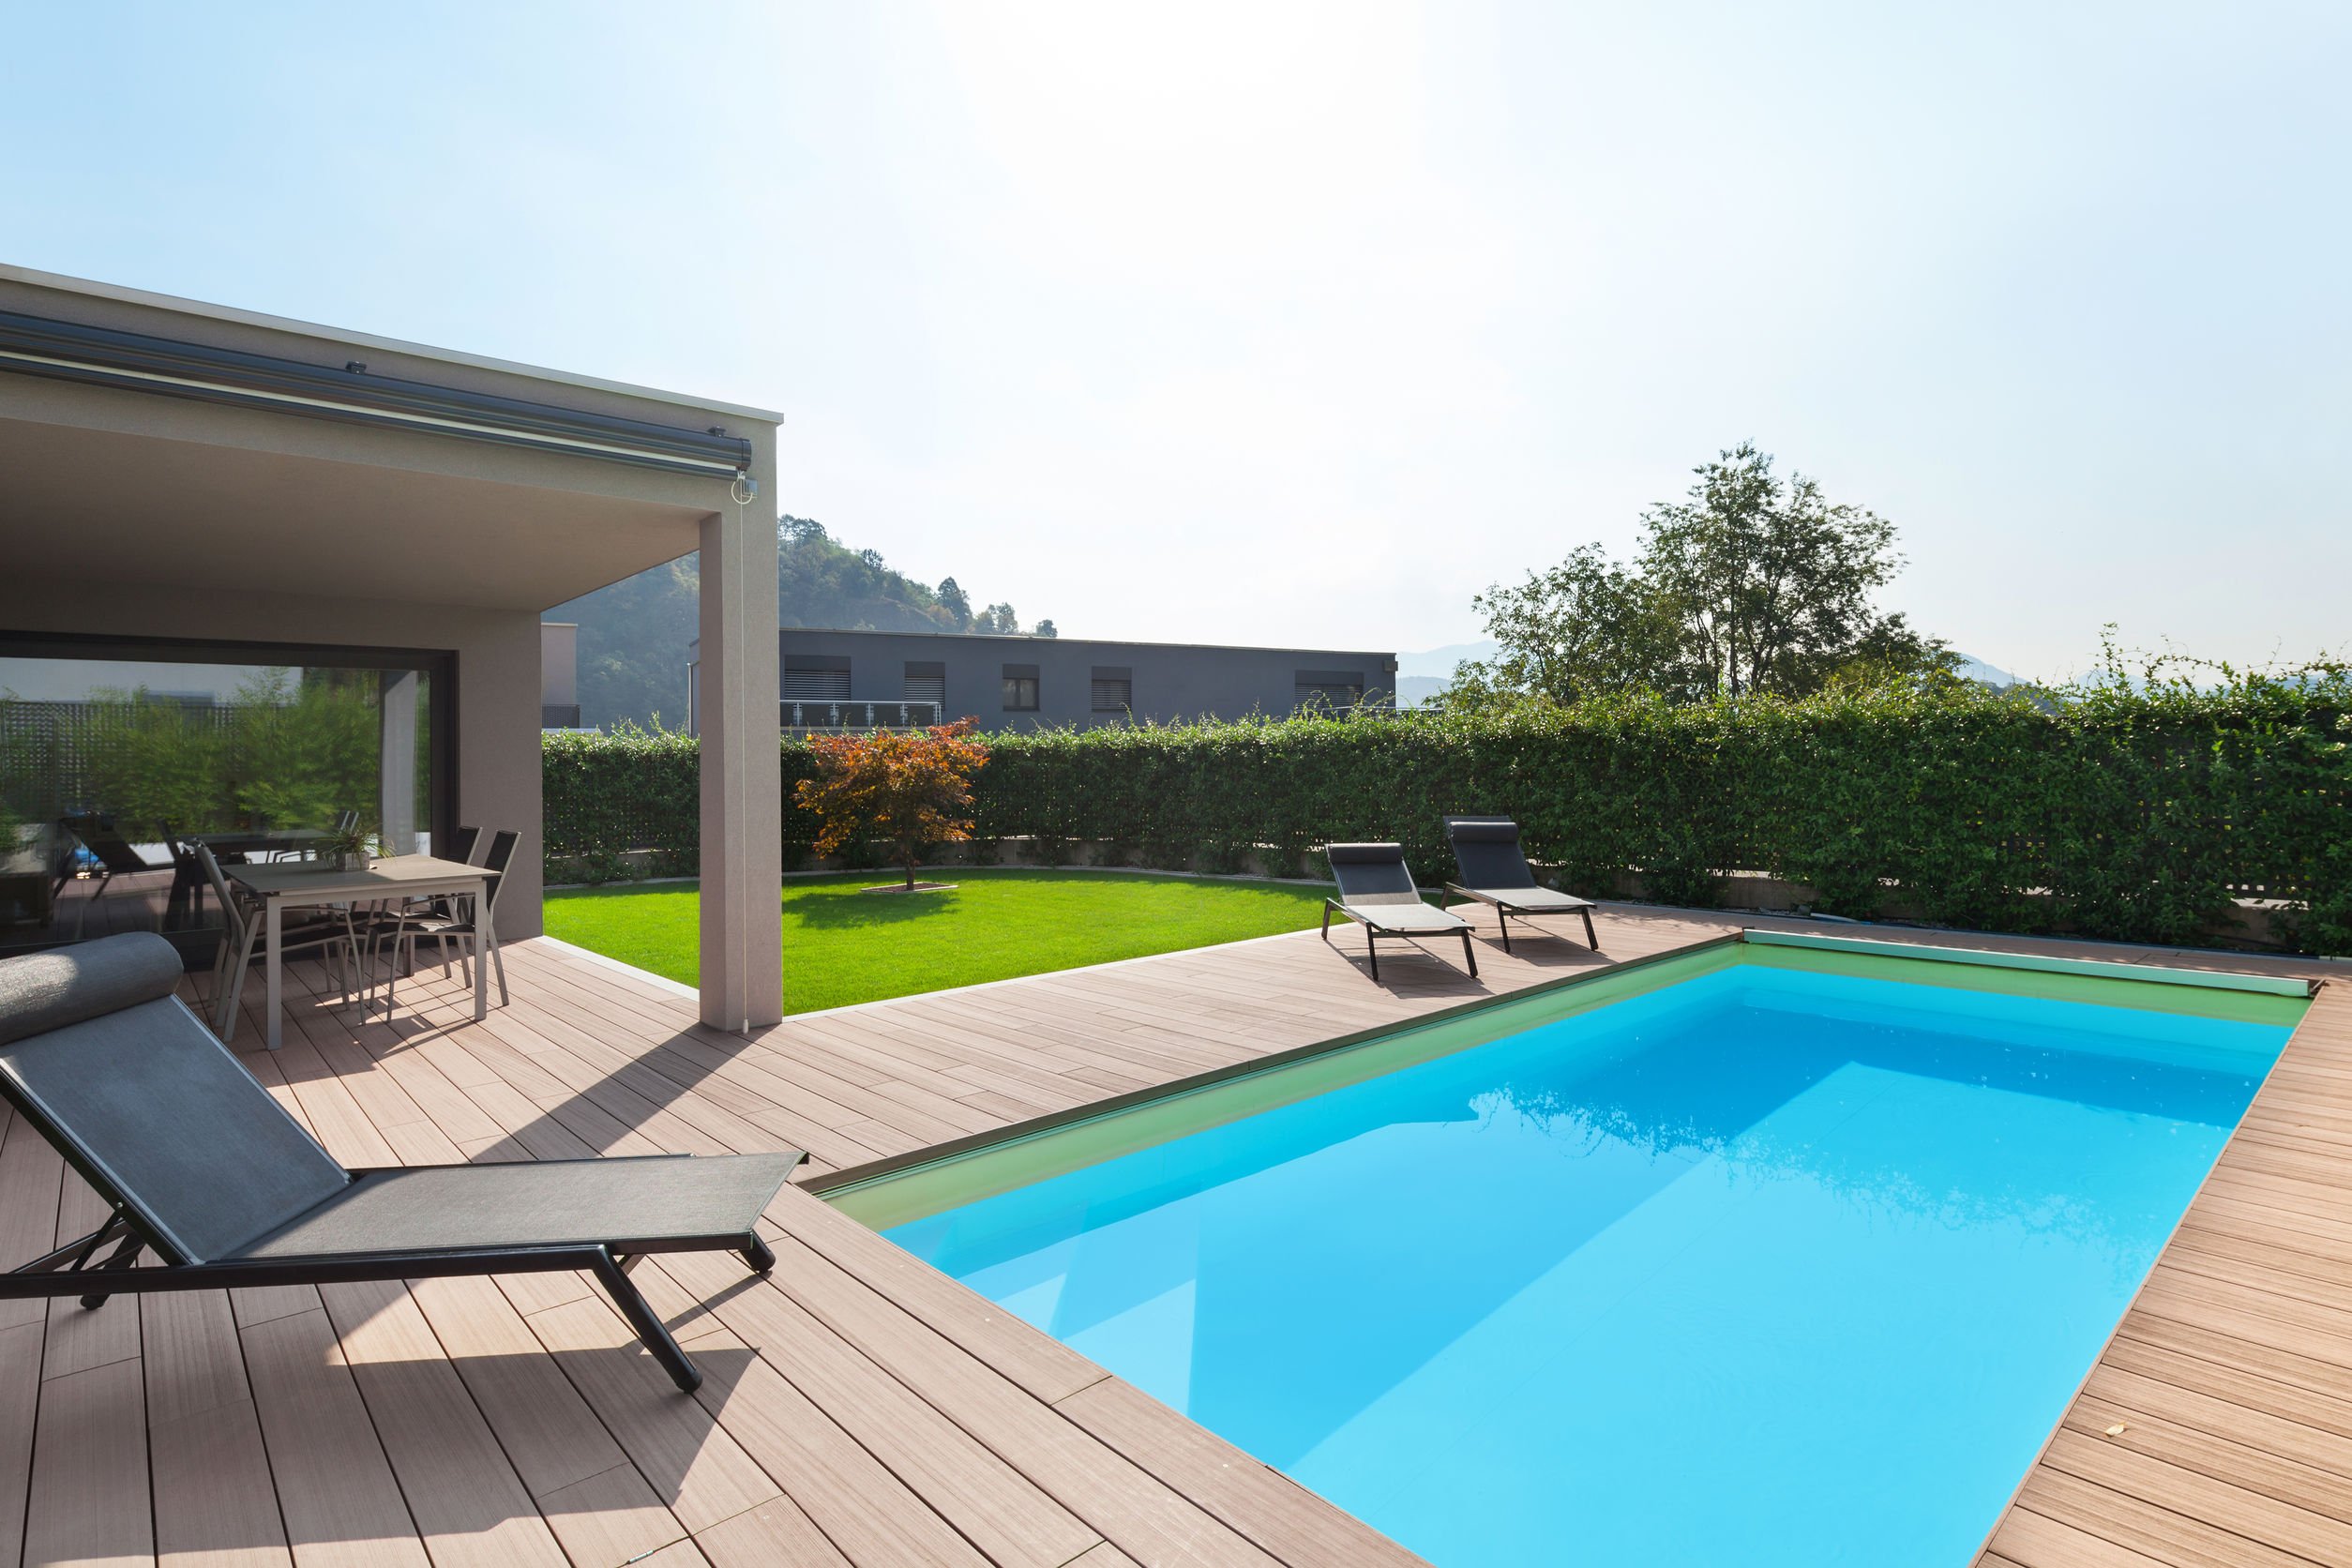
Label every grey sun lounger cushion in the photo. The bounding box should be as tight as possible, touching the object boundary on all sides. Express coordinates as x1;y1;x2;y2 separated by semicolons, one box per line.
0;932;798;1394
240;1155;789;1259
1323;843;1477;980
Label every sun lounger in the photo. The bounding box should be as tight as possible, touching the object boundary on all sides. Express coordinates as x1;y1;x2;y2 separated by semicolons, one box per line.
0;932;797;1393
1442;816;1598;951
1322;842;1478;981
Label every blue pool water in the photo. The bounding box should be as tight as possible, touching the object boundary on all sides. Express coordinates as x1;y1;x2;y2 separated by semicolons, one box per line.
883;963;2292;1566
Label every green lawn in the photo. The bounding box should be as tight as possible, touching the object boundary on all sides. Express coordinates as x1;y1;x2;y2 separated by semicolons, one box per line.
546;868;1332;1015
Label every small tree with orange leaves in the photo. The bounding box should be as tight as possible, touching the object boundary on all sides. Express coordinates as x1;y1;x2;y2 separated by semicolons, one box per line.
793;719;989;890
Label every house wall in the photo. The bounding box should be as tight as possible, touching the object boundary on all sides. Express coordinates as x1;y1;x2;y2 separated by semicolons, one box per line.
776;628;1400;730
0;581;547;941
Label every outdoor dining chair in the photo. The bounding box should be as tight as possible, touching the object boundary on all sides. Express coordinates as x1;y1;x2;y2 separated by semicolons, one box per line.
194;841;365;1044
383;828;516;1014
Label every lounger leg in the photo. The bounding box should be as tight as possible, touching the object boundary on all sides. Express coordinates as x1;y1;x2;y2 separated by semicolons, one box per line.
1580;907;1599;949
1366;929;1380;982
76;1233;145;1310
1498;911;1513;954
1320;904;1332;942
592;1246;701;1393
742;1236;776;1274
1460;927;1479;979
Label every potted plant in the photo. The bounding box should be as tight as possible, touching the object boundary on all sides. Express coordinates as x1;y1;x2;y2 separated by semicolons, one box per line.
316;822;378;873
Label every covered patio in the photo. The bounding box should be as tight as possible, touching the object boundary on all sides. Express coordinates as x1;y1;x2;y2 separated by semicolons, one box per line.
0;263;782;1032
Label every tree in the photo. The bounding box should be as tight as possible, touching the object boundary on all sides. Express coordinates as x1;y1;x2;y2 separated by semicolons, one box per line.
1459;544;1687;706
977;602;1019;634
1639;443;1922;699
936;577;971;627
1033;619;1059;639
793;719;989;889
1451;444;1949;707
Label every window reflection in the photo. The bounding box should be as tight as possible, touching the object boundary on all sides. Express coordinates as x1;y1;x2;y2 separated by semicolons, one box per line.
0;652;437;953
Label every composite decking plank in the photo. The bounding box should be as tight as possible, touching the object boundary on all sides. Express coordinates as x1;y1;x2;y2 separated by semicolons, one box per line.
140;1289;291;1568
751;1234;1281;1568
402;1274;694;1568
2010;1468;2314;1568
316;1279;570;1568
1985;1503;2192;1568
760;1188;1107;1404
239;1305;430;1568
0;1323;44;1568
680;1325;1000;1568
39;1176;140;1382
23;1358;154;1568
513;1293;780;1535
689;1499;852;1568
654;1248;1101;1568
1056;1377;1435;1568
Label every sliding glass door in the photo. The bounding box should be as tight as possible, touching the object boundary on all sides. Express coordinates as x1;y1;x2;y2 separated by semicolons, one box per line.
0;634;454;955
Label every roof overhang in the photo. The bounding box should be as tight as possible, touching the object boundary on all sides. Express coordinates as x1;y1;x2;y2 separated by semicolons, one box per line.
0;309;752;480
0;269;776;614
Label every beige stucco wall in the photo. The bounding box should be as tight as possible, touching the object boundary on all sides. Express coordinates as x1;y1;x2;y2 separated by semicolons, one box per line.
0;581;548;941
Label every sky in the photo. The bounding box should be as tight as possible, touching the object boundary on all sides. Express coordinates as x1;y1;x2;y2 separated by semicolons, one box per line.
3;1;2346;680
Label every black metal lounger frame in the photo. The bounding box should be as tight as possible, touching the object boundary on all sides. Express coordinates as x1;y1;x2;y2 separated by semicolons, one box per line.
1440;884;1600;953
1319;897;1480;981
0;1098;775;1394
0;932;792;1395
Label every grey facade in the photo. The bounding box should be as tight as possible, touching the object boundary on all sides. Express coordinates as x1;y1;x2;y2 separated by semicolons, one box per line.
771;627;1398;730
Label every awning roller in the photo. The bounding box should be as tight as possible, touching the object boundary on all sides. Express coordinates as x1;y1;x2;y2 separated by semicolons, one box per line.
0;309;753;479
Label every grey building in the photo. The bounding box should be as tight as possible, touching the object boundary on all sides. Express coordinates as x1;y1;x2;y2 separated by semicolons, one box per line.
714;628;1396;731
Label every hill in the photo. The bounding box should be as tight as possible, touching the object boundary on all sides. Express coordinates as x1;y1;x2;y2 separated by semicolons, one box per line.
548;516;1050;730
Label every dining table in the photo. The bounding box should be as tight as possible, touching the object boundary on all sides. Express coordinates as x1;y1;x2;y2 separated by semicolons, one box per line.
227;853;491;1050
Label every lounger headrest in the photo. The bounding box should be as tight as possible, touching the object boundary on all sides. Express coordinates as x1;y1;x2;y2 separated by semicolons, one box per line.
0;933;185;1047
1325;842;1405;866
1446;819;1521;845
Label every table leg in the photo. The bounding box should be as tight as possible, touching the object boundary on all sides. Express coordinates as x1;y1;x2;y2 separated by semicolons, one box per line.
473;919;489;1022
264;897;283;1051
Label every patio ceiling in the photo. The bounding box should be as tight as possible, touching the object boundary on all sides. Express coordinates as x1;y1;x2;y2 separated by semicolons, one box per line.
0;266;763;612
0;413;712;611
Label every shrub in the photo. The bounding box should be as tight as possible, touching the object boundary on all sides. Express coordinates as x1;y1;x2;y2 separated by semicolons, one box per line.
543;672;2352;953
793;720;989;890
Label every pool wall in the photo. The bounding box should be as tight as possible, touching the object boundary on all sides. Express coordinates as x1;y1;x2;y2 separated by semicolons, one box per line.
812;929;2313;1231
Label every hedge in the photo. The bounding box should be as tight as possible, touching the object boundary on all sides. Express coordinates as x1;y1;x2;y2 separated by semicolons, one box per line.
542;678;2352;954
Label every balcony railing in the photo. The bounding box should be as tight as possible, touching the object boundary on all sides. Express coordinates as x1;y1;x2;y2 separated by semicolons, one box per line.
782;699;942;731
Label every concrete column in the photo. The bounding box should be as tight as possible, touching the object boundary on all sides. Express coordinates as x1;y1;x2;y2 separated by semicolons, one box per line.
697;429;783;1030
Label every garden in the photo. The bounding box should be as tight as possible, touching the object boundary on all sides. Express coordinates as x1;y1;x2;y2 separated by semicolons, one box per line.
546;662;2352;965
547;868;1333;1014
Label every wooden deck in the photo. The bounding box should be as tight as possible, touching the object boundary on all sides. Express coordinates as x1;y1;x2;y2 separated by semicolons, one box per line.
0;902;2344;1567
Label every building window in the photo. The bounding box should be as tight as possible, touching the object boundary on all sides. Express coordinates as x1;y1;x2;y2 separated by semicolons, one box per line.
1294;670;1364;712
1090;667;1133;714
783;655;851;701
903;661;945;709
1002;677;1039;711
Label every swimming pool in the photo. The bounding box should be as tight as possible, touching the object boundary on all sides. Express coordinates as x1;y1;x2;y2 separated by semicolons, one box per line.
825;935;2306;1567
